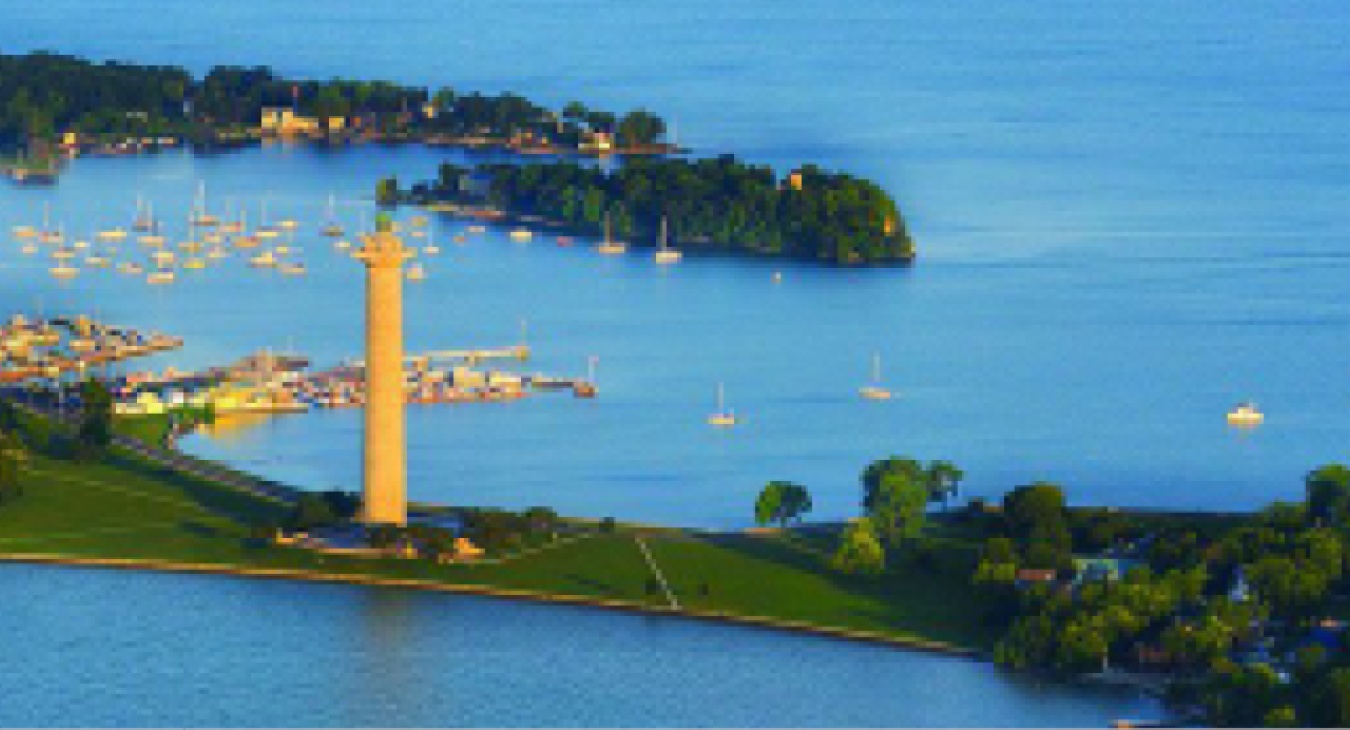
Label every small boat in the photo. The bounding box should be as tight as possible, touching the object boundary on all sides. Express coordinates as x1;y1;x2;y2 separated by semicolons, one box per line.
96;228;128;241
49;264;79;280
255;228;280;239
85;255;110;268
557;236;574;247
151;250;176;266
597;213;626;255
219;205;244;234
118;262;143;275
146;270;175;285
510;228;532;242
276;219;299;230
183;258;207;270
19;243;37;255
51;248;76;260
773;271;783;283
132;197;155;231
410;214;429;227
207;246;228;260
707;383;739;427
12;225;37;238
139;235;165;247
453;234;467;244
249;250;277;268
422;230;440;255
860;353;894;400
178;240;202;252
654;217;681;263
233;235;260;249
407;263;427;282
190;182;219;226
468;225;486;234
1227;402;1264;427
573;356;599;398
275;244;291;255
333;239;351;251
73;238;91;250
203;233;223;245
280;262;306;276
321;194;344;236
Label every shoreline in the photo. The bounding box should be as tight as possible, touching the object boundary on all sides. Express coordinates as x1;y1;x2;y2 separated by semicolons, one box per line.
0;550;985;661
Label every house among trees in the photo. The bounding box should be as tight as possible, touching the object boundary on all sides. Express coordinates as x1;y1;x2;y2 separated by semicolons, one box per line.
259;107;331;135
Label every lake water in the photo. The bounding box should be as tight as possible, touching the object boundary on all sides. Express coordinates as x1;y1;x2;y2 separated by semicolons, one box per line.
2;0;1345;724
0;563;1155;727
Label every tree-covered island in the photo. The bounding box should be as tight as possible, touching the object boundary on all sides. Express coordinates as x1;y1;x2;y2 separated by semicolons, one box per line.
389;157;915;264
0;50;675;171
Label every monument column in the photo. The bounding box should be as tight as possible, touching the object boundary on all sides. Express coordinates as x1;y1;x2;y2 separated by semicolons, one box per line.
354;224;413;525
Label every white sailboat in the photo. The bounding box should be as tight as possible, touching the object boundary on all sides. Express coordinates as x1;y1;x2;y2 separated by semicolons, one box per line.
707;383;739;427
860;352;893;400
423;228;440;255
191;181;219;226
654;216;681;263
597;212;626;255
133;196;155;231
321;194;344;237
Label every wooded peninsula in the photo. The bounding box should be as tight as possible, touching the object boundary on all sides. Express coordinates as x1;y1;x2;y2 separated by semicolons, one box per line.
390;158;914;264
0;50;914;264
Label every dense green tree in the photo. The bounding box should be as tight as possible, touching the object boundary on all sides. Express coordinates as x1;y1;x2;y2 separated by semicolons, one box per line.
754;481;813;527
286;492;339;532
1306;464;1350;526
617;109;665;146
831;517;885;575
75;377;113;461
0;428;27;504
926;460;964;510
868;471;929;549
1308;667;1350;728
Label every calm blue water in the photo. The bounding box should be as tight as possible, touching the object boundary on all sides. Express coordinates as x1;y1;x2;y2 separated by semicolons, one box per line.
1;0;1345;724
0;563;1155;727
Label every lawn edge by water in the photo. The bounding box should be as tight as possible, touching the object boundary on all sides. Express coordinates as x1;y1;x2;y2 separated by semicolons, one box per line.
0;550;985;660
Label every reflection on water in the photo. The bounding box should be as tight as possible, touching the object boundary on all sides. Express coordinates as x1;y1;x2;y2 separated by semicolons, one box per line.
0;564;1158;726
197;413;273;442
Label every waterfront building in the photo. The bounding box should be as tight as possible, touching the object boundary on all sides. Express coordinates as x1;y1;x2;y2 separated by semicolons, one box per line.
259;107;322;135
353;222;414;525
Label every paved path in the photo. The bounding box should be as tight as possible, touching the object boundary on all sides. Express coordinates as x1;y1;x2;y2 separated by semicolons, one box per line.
634;535;680;609
7;397;297;506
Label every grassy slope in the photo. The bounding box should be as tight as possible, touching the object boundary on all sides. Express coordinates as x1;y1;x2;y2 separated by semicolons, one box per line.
1;412;997;652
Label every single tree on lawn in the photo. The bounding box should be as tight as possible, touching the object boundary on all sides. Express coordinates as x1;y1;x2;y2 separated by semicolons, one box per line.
754;481;813;527
75;377;113;461
831;516;885;575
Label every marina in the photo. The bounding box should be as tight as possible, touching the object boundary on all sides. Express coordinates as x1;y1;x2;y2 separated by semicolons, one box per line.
0;1;1344;725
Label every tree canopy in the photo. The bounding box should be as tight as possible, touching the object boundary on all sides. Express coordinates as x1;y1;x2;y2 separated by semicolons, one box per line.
754;481;813;527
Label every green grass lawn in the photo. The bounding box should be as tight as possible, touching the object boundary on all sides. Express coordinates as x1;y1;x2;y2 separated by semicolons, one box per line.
644;533;998;650
2;406;997;652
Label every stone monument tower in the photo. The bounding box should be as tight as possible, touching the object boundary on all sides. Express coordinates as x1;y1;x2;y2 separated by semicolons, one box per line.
353;217;413;525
